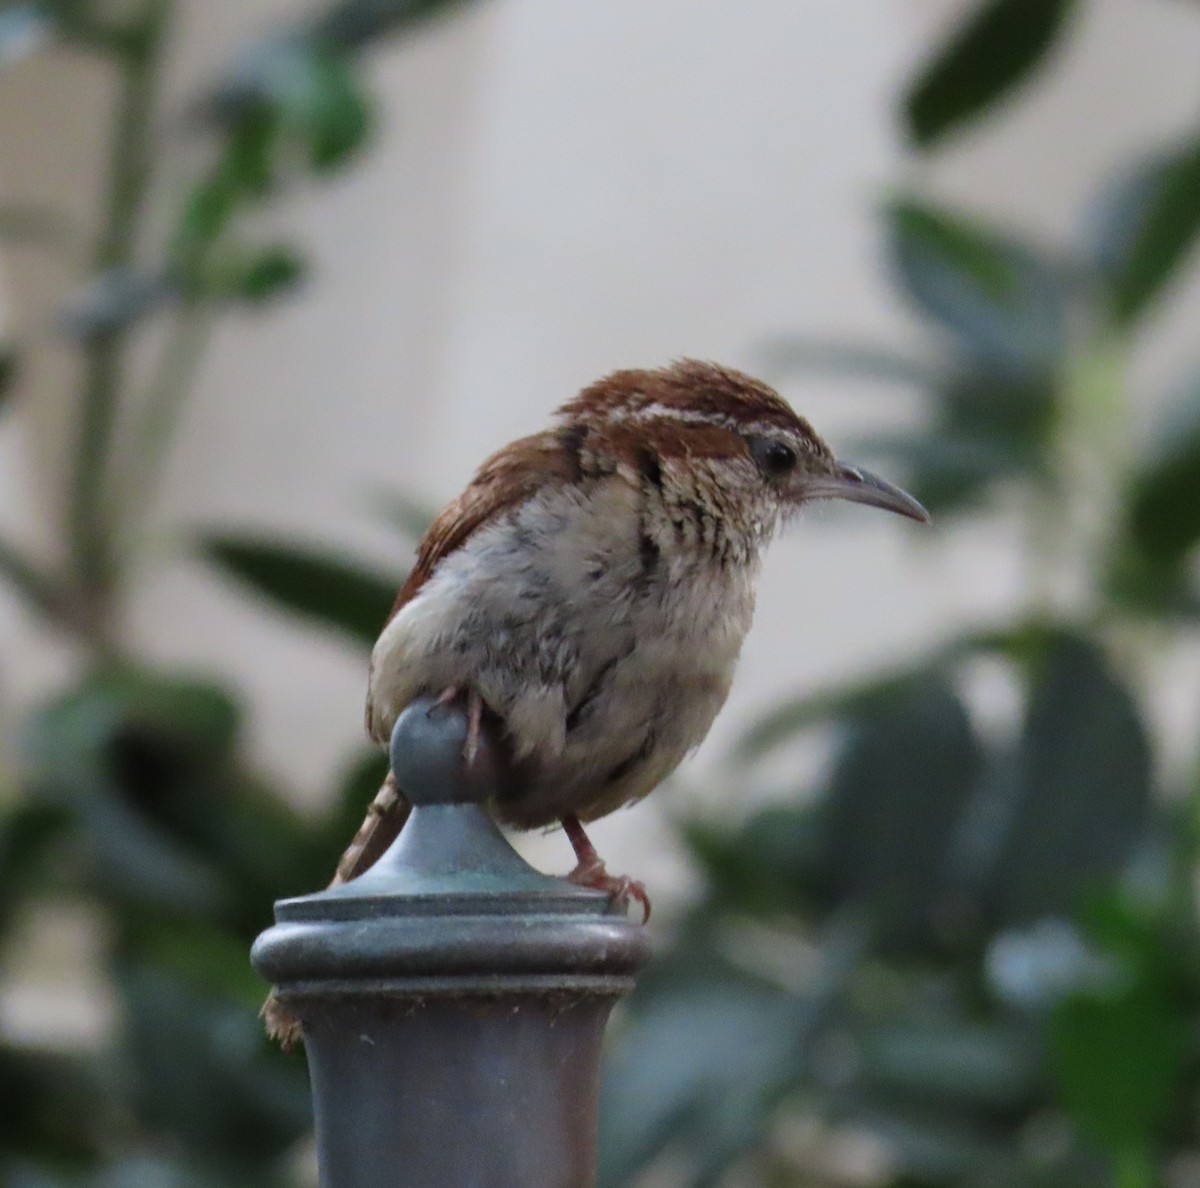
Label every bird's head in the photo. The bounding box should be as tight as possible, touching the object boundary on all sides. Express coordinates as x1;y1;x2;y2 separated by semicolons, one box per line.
559;359;928;551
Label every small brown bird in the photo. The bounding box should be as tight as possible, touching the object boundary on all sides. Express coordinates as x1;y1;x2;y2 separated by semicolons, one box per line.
264;360;926;1046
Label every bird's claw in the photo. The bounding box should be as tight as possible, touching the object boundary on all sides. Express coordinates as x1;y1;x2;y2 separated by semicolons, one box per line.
567;859;651;923
428;685;484;767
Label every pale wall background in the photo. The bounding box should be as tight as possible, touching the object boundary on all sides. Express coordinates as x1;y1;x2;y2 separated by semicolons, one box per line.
2;0;1199;1013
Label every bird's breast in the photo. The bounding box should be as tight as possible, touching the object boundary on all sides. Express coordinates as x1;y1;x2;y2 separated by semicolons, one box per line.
366;476;762;819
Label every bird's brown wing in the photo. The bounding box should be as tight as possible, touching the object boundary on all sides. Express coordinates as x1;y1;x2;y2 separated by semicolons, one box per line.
365;427;582;738
350;428;582;876
264;428;581;1049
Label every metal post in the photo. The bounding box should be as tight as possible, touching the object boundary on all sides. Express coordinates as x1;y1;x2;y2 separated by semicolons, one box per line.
251;697;651;1188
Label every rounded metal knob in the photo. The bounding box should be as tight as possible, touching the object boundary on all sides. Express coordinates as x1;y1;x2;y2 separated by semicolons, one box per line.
390;695;508;806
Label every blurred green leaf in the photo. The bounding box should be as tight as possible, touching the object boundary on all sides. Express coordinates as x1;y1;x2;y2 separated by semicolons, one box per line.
117;964;310;1167
734;629;1006;761
92;666;242;756
233;244;305;301
1052;935;1185;1167
599;981;802;1188
857;1019;1043;1113
0;346;18;408
1101;138;1200;327
988;636;1151;923
0;1042;112;1164
1086;149;1173;278
1125;372;1200;566
21;666;240;774
881;368;1057;514
314;0;476;50
885;198;1065;377
183;768;322;934
903;0;1077;149
202;533;401;645
132;918;269;1007
171;113;283;287
31;765;227;913
938;367;1056;444
734;666;925;762
220;106;281;197
295;49;371;169
200;242;307;303
173;176;240;277
0;800;71;939
182;41;370;295
1106;544;1200;623
821;675;982;946
684;805;826;917
830;1103;1025;1185
19;668;246;913
207;40;371;171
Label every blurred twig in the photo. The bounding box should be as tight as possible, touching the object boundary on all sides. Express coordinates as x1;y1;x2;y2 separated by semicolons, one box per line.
115;299;214;547
0;535;61;624
68;0;170;631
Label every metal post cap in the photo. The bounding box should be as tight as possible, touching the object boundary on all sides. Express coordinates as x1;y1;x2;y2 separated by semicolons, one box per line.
249;696;652;1188
251;696;650;992
389;696;506;806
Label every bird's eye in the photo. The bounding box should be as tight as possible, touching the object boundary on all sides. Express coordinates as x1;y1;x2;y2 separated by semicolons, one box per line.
749;436;798;478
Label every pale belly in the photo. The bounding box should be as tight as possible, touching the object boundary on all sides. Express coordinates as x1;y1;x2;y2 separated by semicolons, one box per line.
367;479;760;826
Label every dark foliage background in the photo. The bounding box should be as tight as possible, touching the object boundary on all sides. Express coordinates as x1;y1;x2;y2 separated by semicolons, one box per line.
1;2;1199;1187
598;3;1200;1185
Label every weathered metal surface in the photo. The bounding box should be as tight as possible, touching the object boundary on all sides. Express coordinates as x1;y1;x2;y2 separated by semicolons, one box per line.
251;696;651;1188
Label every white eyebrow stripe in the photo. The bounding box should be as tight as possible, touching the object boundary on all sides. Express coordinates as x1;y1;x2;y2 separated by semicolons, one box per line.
632;403;734;427
582;403;815;446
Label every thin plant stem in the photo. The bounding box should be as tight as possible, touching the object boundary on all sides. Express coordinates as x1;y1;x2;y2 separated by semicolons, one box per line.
114;300;214;552
1023;332;1129;623
0;535;61;624
67;0;170;621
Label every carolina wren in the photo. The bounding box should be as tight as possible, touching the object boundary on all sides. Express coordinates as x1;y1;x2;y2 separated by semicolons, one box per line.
263;360;927;1047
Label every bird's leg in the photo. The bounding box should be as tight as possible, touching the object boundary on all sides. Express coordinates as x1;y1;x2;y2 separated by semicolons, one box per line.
464;687;484;766
428;685;485;766
429;685;460;712
561;814;651;922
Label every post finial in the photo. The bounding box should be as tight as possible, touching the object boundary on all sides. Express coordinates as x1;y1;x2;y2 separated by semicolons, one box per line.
251;693;651;1188
389;695;506;807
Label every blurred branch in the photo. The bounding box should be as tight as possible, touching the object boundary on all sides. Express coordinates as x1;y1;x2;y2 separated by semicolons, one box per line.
114;299;214;547
68;0;169;623
0;535;63;625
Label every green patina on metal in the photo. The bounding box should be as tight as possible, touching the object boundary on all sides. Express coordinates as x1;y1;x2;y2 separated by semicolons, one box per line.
252;696;650;1188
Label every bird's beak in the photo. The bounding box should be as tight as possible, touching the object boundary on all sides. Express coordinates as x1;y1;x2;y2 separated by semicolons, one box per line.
805;463;931;523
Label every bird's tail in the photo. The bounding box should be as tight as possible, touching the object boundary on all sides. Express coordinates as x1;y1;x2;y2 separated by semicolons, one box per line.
262;769;412;1050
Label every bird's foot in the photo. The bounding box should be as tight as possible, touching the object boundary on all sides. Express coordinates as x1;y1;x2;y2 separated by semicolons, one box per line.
428;685;485;766
567;858;651;922
561;813;651;922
